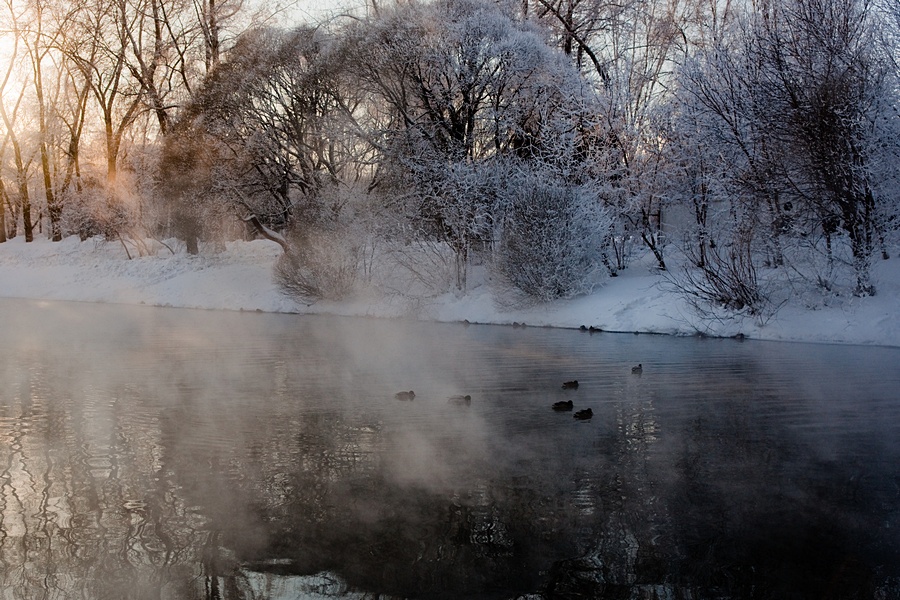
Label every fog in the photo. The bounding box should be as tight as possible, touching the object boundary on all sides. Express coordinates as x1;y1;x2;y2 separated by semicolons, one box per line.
1;298;899;598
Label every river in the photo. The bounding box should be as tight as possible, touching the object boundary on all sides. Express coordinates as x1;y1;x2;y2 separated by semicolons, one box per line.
1;298;898;599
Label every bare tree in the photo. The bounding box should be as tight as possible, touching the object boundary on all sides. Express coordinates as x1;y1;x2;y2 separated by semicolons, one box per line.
193;0;242;71
61;0;137;187
0;0;38;242
122;0;180;135
54;44;92;201
122;0;244;135
18;0;84;241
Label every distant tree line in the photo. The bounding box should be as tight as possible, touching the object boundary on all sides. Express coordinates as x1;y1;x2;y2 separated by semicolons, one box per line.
2;0;898;313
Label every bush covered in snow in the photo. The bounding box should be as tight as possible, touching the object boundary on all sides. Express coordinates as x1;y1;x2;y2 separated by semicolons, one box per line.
274;227;360;303
493;174;611;304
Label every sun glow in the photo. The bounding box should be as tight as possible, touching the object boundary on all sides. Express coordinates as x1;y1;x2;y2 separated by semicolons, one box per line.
0;30;18;92
0;0;25;99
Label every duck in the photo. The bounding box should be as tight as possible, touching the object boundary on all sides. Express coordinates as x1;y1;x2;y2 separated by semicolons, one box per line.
631;364;643;374
562;380;579;389
552;400;574;411
574;408;593;420
394;390;416;401
448;394;472;406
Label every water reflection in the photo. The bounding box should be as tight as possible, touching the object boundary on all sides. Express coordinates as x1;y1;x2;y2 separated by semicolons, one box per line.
0;298;899;599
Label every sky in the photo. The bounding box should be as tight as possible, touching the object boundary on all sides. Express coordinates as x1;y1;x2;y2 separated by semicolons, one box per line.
266;0;367;27
0;234;898;348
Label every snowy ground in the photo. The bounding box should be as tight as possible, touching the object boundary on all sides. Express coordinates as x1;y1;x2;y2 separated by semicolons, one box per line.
0;234;898;347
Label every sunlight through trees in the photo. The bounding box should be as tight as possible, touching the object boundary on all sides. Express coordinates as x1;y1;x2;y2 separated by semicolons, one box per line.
0;0;897;312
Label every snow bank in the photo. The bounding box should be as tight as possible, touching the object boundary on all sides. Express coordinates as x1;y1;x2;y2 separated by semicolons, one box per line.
0;235;897;347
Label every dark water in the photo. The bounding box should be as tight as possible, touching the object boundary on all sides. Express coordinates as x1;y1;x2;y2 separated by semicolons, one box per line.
1;298;899;599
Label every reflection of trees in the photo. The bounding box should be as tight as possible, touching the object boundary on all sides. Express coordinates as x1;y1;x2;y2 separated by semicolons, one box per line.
0;352;208;599
536;373;900;600
6;367;891;600
163;401;598;599
1;304;898;599
541;392;672;599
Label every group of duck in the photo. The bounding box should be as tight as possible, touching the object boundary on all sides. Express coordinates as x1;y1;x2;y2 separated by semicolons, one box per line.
394;364;643;420
554;364;643;421
553;382;593;420
394;390;472;406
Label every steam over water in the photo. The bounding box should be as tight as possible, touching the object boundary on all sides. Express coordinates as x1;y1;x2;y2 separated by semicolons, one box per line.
1;298;899;599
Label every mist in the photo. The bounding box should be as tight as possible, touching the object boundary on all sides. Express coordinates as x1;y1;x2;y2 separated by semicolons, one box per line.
1;298;899;598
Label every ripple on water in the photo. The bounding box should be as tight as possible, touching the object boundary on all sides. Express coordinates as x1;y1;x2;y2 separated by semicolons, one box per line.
0;300;898;599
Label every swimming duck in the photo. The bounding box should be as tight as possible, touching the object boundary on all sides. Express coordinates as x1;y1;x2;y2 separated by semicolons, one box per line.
448;394;472;406
552;400;574;411
574;408;593;420
631;364;643;374
562;380;579;389
395;390;416;401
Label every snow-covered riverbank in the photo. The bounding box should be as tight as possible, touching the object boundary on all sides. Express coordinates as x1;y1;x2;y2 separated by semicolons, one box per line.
1;235;898;347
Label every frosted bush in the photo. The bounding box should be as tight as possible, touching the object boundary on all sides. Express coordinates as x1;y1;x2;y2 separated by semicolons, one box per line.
274;228;360;303
494;175;611;304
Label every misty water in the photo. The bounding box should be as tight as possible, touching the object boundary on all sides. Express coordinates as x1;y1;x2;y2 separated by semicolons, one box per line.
1;298;899;599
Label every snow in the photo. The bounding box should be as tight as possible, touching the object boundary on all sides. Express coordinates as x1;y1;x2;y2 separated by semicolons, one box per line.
1;234;898;347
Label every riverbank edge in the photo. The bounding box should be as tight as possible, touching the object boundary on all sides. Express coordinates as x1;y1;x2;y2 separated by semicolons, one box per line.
1;235;898;349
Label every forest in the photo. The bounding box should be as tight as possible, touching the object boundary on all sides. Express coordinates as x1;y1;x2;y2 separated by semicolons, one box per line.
1;0;899;316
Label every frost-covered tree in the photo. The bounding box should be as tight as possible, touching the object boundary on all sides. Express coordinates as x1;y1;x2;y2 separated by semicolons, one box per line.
350;0;583;162
674;0;898;300
160;23;369;303
345;0;603;292
162;25;364;249
525;0;697;271
766;0;897;295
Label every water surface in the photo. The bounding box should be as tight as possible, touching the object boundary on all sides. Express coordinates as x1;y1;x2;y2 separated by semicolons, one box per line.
1;298;899;599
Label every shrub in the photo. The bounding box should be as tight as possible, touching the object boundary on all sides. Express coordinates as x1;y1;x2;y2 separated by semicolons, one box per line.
493;176;610;304
667;222;771;316
274;228;360;304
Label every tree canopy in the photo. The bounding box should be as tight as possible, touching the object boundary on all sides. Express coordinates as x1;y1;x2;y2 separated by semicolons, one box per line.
1;0;897;310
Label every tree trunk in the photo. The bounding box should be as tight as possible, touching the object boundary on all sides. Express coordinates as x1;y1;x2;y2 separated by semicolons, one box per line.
106;118;119;186
765;194;784;267
22;196;33;242
0;182;6;244
185;227;200;255
12;146;34;242
40;145;61;241
205;0;221;71
32;31;62;242
848;217;875;296
243;215;290;253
